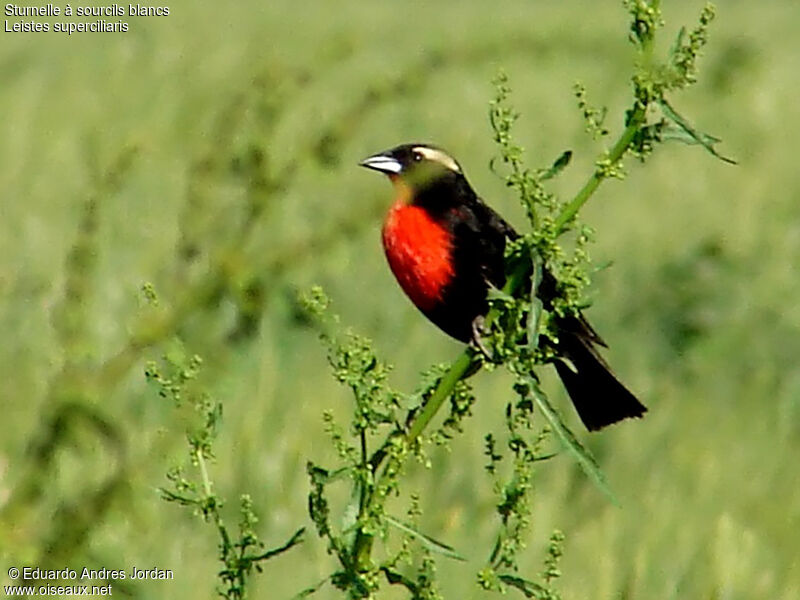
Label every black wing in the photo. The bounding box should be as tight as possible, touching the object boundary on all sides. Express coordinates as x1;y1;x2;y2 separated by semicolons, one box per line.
445;198;512;290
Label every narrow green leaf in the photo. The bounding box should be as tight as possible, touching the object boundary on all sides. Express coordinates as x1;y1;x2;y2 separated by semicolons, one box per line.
668;26;687;58
487;286;516;304
659;99;737;164
310;465;352;486
253;527;306;562
291;575;331;599
532;452;558;462
340;484;361;540
488;534;503;565
528;379;619;505
380;567;419;592
527;249;544;352
384;514;466;561
660;123;721;146
498;574;548;598
540;150;573;180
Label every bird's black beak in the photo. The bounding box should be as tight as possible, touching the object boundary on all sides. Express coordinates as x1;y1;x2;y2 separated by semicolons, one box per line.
359;153;403;175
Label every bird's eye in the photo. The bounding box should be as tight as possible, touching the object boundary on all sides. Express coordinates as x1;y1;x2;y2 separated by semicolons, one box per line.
412;151;423;162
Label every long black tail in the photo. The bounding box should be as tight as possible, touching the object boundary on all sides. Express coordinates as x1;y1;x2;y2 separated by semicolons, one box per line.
553;315;647;431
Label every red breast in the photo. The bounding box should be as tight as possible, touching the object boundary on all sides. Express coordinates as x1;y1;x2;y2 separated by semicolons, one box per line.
382;199;454;313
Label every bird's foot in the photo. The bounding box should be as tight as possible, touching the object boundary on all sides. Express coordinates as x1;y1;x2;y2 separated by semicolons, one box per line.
470;315;494;362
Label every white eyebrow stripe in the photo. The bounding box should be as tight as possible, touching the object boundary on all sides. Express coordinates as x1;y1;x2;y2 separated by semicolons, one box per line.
413;146;461;173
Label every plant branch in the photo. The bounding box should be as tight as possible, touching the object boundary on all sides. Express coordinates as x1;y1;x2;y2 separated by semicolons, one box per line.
405;351;477;445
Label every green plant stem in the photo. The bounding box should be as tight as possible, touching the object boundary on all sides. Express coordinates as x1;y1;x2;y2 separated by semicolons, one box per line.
359;429;368;510
406;352;477;444
643;0;660;60
196;448;213;497
196;447;234;558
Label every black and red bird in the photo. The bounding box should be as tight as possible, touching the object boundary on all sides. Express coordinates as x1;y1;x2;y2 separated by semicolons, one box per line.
360;143;646;431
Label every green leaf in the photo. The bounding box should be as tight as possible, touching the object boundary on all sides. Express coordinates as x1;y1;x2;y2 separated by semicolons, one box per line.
532;452;558;462
527;249;544;352
498;574;548;598
660;121;723;146
384;514;466;561
340;484;361;541
487;285;515;304
291;575;331;599
309;465;352;486
254;527;306;562
380;567;418;592
668;26;687;58
488;534;503;566
528;379;619;505
659;99;737;164
540;150;572;181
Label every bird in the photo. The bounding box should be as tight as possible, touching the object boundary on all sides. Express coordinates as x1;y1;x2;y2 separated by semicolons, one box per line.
359;142;646;431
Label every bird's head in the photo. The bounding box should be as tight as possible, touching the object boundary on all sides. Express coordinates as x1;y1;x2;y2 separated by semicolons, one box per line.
359;143;463;195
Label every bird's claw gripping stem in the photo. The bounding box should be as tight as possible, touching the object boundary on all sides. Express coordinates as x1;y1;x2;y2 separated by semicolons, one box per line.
470;315;494;362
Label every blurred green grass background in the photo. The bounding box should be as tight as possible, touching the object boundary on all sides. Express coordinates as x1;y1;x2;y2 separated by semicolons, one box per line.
2;0;799;598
